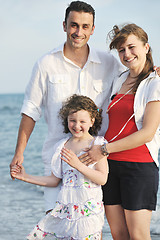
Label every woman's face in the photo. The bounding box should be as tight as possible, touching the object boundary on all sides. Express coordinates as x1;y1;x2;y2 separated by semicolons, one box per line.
117;34;149;73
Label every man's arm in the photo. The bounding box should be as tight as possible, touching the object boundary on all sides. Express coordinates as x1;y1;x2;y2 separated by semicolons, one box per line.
10;114;35;179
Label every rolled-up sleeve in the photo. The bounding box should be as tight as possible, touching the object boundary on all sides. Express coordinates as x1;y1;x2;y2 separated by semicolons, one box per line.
21;61;46;121
146;77;160;103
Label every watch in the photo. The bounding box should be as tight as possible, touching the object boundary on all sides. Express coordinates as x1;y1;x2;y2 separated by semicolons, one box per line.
101;143;109;156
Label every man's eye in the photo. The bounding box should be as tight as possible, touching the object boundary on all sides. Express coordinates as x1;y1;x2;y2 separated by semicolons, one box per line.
83;25;88;29
71;24;77;28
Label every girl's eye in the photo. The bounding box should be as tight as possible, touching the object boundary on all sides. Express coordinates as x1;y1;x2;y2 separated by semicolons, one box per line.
70;119;75;122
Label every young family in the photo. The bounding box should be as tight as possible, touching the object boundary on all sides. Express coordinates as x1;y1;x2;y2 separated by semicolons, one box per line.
10;1;160;240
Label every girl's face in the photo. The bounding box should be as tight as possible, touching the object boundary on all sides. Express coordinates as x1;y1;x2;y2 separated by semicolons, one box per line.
67;110;95;139
117;34;149;74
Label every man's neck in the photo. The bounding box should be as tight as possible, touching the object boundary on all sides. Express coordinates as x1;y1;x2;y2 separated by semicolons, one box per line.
63;43;89;69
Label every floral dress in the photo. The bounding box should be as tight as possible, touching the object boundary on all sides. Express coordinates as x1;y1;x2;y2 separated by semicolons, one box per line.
27;136;105;240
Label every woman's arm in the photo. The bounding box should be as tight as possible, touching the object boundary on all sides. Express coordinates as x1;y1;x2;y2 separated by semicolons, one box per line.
11;165;61;187
106;101;160;153
80;101;160;164
61;148;108;185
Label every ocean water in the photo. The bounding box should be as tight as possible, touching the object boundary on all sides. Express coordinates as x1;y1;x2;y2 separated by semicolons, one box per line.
0;93;160;240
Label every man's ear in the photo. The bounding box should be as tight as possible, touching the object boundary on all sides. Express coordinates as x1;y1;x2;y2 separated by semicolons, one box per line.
63;21;67;32
91;25;95;36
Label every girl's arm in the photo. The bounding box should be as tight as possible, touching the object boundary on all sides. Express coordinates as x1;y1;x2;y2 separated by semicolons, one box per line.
107;101;160;153
11;165;61;187
61;148;108;185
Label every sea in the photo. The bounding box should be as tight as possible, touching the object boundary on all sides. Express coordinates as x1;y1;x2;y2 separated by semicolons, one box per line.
0;93;160;240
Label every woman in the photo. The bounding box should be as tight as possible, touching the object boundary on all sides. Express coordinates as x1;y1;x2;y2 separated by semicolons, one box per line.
101;24;160;240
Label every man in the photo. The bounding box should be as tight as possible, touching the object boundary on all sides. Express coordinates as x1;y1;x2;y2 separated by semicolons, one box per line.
10;1;123;214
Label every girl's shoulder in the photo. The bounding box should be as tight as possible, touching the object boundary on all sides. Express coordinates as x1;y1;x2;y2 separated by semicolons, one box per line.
94;136;106;145
54;137;70;149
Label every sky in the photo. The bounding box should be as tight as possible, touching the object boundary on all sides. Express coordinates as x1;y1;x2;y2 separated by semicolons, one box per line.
0;0;160;94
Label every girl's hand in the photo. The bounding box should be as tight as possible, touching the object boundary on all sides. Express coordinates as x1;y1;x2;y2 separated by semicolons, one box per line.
10;165;26;180
61;147;81;169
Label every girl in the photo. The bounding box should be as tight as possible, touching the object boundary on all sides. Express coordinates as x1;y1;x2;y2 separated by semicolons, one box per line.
11;94;108;240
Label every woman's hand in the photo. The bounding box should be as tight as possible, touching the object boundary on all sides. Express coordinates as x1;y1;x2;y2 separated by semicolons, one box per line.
78;145;104;166
154;66;160;76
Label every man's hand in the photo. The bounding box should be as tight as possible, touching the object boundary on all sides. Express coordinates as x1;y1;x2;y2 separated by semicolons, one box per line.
10;114;35;180
10;154;24;180
156;66;160;76
78;145;104;165
10;165;26;181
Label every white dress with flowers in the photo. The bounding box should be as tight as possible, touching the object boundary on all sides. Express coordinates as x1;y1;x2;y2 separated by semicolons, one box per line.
27;136;105;240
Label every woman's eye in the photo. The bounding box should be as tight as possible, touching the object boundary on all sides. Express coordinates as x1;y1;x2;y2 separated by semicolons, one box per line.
119;49;125;53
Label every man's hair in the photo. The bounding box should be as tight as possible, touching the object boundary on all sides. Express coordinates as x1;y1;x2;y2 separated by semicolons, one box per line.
65;1;95;25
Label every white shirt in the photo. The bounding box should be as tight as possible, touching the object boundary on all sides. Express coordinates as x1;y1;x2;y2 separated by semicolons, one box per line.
111;70;160;166
21;43;123;166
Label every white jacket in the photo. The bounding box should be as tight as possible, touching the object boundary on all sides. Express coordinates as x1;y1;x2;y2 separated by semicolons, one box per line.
111;71;160;167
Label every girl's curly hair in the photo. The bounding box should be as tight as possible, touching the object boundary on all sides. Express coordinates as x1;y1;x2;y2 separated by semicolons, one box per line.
59;94;102;136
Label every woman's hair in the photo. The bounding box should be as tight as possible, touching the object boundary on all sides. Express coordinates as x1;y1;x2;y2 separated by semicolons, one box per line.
108;23;154;93
59;94;102;136
65;1;95;26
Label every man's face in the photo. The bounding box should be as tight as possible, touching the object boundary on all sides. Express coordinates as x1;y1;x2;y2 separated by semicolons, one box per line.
63;11;95;49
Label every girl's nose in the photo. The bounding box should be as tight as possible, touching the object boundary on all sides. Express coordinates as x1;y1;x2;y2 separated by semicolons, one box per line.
74;122;80;129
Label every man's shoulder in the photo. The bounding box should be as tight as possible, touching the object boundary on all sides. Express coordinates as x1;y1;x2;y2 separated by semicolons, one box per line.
91;47;115;59
36;44;64;65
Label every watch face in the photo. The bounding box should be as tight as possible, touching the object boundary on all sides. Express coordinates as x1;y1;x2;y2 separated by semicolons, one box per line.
101;144;109;156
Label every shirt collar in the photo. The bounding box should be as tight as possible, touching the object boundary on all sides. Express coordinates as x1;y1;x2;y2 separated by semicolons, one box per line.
50;43;101;64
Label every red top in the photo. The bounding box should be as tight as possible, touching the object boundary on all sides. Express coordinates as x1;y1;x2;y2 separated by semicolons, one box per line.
104;94;153;162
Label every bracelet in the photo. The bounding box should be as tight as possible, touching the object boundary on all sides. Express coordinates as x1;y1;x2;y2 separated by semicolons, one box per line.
101;143;109;156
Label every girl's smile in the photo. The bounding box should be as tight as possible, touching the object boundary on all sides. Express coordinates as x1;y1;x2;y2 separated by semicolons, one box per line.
67;110;94;139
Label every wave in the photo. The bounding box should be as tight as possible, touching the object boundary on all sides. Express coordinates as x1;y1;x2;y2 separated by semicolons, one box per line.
0;106;21;114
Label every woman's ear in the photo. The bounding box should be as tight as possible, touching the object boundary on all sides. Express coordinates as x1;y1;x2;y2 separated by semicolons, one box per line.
145;43;150;54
